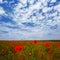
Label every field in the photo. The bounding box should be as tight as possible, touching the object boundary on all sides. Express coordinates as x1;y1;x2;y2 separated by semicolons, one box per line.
0;40;60;60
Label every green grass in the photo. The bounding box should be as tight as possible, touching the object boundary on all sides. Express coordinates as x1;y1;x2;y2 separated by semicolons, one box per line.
0;40;60;60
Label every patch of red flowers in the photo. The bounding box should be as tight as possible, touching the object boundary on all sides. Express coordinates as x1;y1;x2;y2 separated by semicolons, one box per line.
30;40;38;45
14;45;23;52
34;40;38;44
44;42;52;54
44;42;50;47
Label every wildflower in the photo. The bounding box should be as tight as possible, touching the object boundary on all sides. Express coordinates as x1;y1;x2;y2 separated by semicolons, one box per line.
14;45;23;52
34;40;38;44
44;42;50;47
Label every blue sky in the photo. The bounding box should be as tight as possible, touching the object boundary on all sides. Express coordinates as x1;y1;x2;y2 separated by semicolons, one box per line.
0;0;60;40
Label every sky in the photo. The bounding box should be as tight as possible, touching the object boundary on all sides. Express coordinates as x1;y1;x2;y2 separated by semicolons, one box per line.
0;0;60;40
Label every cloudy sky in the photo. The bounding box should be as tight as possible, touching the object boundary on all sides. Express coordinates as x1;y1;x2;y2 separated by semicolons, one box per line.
0;0;60;40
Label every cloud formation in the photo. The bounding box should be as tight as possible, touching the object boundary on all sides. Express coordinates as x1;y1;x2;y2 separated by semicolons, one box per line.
0;0;60;40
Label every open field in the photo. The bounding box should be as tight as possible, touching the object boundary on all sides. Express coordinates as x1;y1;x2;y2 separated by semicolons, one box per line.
0;40;60;60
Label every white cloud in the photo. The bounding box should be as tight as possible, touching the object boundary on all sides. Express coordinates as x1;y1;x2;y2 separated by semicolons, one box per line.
19;0;27;4
0;7;5;15
0;0;60;40
0;23;60;40
50;0;56;3
0;0;3;3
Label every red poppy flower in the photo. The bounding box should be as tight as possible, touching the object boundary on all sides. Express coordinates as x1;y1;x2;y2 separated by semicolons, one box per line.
14;45;23;52
44;42;50;47
34;40;38;44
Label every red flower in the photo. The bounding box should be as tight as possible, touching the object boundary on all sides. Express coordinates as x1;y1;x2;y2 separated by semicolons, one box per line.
14;45;23;52
34;40;38;44
44;42;50;47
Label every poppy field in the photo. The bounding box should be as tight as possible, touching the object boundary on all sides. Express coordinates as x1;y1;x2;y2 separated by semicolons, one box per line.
0;40;60;60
